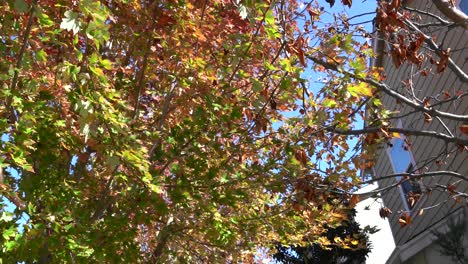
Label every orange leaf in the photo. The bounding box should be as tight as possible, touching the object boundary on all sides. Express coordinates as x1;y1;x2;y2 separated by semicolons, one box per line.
459;125;468;135
399;212;411;227
379;207;392;219
424;113;432;123
349;195;359;208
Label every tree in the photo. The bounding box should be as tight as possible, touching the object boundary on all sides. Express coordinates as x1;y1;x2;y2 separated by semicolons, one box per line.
432;217;466;264
273;209;370;264
0;0;466;262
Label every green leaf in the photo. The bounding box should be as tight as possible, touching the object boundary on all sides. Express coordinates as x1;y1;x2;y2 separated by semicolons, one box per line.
4;240;18;251
347;82;373;97
60;10;81;35
323;98;337;108
37;12;54;27
2;227;17;240
0;212;14;222
14;0;29;13
35;49;47;62
265;9;275;26
100;59;112;70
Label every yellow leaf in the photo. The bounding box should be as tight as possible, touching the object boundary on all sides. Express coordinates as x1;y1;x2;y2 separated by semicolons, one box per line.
347;82;373;97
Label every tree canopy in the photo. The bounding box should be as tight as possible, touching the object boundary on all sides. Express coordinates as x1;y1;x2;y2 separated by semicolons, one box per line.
0;0;467;262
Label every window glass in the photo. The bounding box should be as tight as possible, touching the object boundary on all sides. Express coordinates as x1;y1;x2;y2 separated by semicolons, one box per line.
460;0;468;15
388;136;422;210
389;138;411;174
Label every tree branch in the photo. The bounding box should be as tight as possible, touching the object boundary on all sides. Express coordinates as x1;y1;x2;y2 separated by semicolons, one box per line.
307;56;468;122
431;0;468;28
402;16;468;83
326;126;468;146
403;6;452;25
7;0;38;122
361;171;468;185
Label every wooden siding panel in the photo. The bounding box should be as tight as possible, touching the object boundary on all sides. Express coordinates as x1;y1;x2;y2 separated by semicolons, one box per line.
373;0;468;246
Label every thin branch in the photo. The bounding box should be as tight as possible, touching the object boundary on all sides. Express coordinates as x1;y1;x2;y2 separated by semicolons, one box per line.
7;0;38;122
436;184;468;198
361;171;468;185
327;126;468;146
132;3;159;120
307;56;468;122
431;0;468;28
403;6;452;25
402;15;468;83
149;82;176;157
346;11;376;21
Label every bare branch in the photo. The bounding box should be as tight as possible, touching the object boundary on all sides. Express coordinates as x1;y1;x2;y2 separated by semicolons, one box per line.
7;0;38;123
402;16;468;83
432;0;468;28
361;171;468;185
326;126;468;146
403;6;452;25
307;56;468;122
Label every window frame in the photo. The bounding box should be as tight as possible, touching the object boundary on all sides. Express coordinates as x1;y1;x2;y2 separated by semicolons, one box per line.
385;120;424;213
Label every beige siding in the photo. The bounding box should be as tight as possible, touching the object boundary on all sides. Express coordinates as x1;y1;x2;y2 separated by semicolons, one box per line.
375;0;468;247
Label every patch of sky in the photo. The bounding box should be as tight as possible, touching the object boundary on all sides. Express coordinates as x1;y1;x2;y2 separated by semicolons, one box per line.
1;134;30;233
269;0;377;186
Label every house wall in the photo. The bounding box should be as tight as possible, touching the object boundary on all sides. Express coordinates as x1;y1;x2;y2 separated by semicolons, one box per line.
404;238;460;264
374;0;468;248
355;184;395;264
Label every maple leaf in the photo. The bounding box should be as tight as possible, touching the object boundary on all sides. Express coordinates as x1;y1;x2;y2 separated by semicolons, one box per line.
60;10;81;35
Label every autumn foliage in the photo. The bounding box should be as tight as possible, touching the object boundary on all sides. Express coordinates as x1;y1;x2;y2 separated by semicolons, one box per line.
0;0;466;262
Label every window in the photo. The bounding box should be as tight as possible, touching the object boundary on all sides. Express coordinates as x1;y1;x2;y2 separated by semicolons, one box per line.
386;123;422;211
460;0;468;15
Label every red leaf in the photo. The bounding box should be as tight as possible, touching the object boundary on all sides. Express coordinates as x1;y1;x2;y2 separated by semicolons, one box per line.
307;6;319;19
436;49;450;73
424;113;432;123
399;212;411;227
379;207;392;219
459;125;468;135
349;195;359;208
342;0;352;7
447;184;457;194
